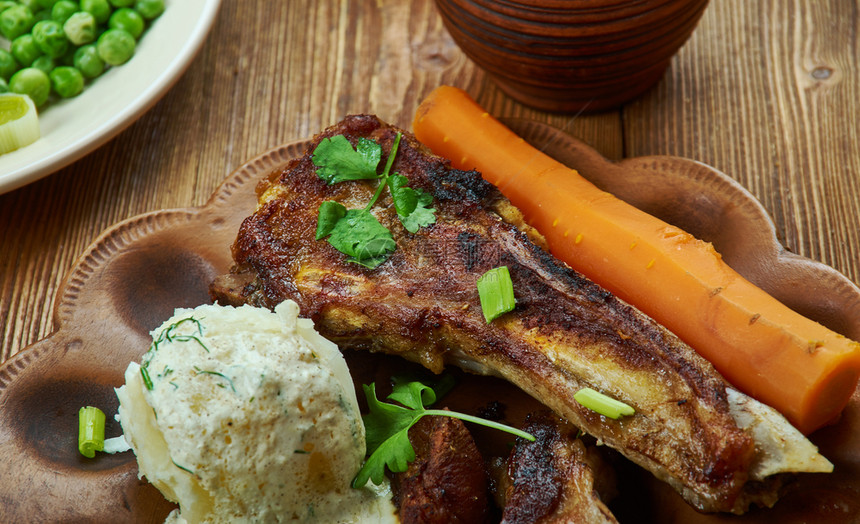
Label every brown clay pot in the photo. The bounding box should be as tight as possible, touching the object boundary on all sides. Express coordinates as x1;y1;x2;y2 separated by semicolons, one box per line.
434;0;711;112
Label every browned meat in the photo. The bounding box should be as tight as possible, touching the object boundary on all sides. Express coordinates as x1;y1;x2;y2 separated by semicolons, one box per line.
391;414;490;524
496;411;617;524
211;115;830;513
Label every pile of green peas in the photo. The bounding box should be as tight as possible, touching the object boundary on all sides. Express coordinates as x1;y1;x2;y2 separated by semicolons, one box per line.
0;0;165;108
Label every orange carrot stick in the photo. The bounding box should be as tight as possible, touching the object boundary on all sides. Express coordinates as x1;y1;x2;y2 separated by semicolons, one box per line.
413;85;860;434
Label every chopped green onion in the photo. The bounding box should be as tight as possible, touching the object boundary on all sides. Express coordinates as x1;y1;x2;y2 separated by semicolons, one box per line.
195;368;236;393
171;459;195;475
140;364;153;390
574;387;635;419
78;406;106;458
477;266;516;322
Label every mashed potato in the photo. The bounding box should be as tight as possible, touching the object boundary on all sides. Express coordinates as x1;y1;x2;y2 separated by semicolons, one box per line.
115;301;398;523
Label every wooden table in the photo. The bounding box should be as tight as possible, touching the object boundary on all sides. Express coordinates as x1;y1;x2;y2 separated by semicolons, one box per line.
1;0;858;373
1;1;859;522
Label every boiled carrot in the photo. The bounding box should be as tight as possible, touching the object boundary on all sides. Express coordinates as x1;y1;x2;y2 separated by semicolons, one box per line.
412;85;860;434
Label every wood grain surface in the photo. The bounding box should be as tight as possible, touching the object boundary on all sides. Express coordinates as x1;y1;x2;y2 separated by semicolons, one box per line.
1;0;858;366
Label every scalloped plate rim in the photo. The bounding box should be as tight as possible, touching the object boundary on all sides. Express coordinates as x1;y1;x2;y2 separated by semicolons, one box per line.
1;119;858;522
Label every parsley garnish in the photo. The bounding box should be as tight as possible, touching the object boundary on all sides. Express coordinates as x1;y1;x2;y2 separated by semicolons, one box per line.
352;375;534;488
313;132;436;268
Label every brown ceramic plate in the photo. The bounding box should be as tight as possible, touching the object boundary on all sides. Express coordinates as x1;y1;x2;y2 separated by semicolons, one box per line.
0;120;858;523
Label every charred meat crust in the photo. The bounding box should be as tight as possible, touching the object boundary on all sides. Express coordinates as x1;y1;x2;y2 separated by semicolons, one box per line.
498;411;618;524
212;114;764;512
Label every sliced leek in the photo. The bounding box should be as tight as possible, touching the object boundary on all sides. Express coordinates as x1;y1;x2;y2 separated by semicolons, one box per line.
0;93;40;155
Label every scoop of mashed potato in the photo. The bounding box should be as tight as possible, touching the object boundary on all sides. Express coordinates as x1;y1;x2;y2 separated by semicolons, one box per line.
115;301;397;523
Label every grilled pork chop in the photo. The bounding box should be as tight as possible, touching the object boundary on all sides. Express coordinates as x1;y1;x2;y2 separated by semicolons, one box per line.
211;115;831;514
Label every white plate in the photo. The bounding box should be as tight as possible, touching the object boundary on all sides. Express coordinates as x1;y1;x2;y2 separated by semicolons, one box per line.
0;0;222;194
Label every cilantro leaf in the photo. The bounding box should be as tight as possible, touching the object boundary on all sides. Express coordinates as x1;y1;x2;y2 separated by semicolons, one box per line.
387;174;418;215
352;375;535;488
387;174;436;233
315;201;347;240
313;132;436;269
361;383;415;454
352;381;428;488
313;135;382;184
327;209;396;268
386;376;437;411
404;193;436;233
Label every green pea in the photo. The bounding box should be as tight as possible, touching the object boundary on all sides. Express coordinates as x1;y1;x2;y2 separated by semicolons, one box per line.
97;28;135;66
32;19;69;58
57;41;78;66
108;0;133;6
33;8;53;23
0;78;9;94
80;0;110;24
37;0;62;8
0;5;35;41
31;8;57;29
9;67;51;106
49;65;84;97
63;10;96;45
11;34;42;67
18;0;41;12
31;55;56;74
134;0;162;20
0;49;19;81
51;0;78;24
0;2;18;14
72;44;103;78
108;7;143;39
